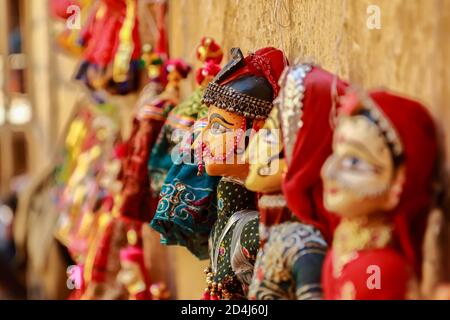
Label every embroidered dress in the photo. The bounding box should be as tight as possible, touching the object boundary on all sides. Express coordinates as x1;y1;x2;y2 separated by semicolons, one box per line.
149;38;224;259
153;167;219;259
248;195;327;300
322;217;417;300
206;177;259;299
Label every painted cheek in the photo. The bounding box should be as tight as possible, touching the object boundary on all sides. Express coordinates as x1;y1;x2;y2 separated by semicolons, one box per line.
335;133;347;145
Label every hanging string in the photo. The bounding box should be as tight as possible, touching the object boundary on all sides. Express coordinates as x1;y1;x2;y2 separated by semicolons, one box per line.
273;0;290;66
273;0;291;28
143;6;159;41
181;0;189;60
329;0;347;129
185;0;214;63
230;0;241;53
202;0;213;34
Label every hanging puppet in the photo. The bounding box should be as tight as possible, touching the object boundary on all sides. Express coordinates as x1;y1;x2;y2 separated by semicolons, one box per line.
149;38;224;259
246;64;348;299
102;59;190;300
75;0;142;95
321;89;439;299
245;108;326;300
120;58;191;222
198;47;287;300
116;224;152;300
148;37;221;202
53;103;125;299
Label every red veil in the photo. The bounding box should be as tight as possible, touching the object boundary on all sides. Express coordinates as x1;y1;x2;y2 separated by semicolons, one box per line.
366;90;439;276
281;66;348;244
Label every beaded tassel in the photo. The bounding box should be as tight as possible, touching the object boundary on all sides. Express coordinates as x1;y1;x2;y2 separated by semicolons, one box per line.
202;267;223;300
234;119;247;154
196;142;205;176
202;267;213;300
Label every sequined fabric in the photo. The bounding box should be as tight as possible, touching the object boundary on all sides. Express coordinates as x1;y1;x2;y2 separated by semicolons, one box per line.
249;221;327;300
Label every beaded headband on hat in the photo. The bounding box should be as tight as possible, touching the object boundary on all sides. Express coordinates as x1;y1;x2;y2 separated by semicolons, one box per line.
202;82;273;119
202;48;279;120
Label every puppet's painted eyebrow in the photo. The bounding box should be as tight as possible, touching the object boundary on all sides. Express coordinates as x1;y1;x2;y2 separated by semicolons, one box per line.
209;113;234;126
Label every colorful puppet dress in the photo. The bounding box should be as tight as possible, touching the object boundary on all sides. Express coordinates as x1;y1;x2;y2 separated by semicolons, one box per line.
205;177;259;299
151;113;221;259
75;0;141;95
248;194;327;300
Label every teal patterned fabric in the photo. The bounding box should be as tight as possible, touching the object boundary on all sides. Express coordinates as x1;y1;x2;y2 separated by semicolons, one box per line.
150;148;220;259
149;96;217;259
248;221;327;300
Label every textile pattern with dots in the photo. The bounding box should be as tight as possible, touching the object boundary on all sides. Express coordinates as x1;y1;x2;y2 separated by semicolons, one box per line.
210;178;258;298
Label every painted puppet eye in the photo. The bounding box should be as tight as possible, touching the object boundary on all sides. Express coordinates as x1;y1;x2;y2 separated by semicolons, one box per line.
262;129;279;145
210;121;228;135
340;156;376;173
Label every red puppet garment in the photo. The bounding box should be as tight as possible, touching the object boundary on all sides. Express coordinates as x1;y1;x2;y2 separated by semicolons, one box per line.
50;0;80;19
76;0;141;95
281;65;349;245
321;90;439;300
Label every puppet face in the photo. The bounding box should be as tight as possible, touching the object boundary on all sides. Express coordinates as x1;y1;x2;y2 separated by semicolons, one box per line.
245;107;285;193
167;70;181;84
117;259;146;295
321;115;404;218
203;105;263;180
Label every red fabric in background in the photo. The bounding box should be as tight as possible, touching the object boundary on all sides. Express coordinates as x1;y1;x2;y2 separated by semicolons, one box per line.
50;0;80;20
120;118;164;222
